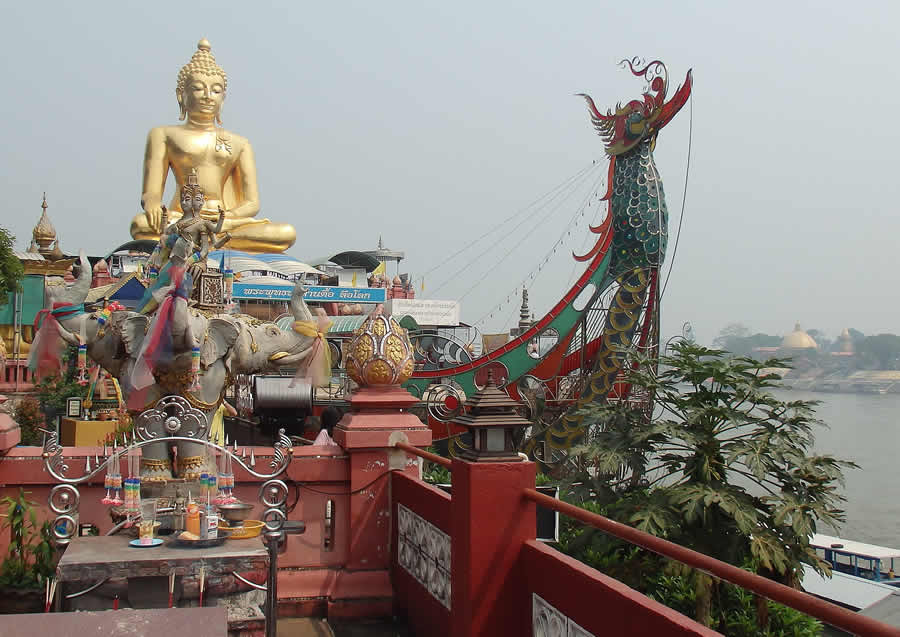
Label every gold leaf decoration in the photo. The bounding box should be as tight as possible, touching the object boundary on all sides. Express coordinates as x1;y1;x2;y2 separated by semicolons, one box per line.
344;307;415;387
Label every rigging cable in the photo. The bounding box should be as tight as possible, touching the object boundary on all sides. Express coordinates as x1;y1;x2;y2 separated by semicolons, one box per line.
477;168;606;329
410;161;597;291
473;166;607;327
566;189;605;289
464;166;604;305
429;161;602;299
660;91;693;301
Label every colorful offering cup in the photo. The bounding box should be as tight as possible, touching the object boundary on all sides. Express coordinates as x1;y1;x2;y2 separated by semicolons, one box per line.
139;499;157;545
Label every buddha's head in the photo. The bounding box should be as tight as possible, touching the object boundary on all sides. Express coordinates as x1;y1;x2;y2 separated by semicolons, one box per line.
177;39;228;124
181;169;206;214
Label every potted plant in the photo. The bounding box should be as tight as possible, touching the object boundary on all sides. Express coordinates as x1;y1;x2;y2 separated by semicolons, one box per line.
12;396;45;446
0;489;57;614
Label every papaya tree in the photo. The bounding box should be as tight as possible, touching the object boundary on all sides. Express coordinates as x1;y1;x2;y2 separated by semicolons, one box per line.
560;342;855;629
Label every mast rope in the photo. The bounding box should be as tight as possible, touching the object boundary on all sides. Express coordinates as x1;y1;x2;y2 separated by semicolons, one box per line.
410;161;597;291
660;91;693;301
428;162;601;298
472;165;607;327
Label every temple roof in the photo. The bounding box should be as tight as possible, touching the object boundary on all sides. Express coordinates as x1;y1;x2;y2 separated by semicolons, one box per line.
327;251;381;272
85;272;147;305
107;240;158;257
32;194;56;243
781;323;817;350
837;328;854;353
208;250;324;278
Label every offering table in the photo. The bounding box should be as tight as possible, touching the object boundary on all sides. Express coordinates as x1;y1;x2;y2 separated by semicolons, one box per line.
56;535;268;624
59;417;120;446
0;607;228;637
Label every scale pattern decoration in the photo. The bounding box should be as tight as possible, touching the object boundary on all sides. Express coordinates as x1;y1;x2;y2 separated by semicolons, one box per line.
525;59;691;458
608;140;667;276
525;268;651;458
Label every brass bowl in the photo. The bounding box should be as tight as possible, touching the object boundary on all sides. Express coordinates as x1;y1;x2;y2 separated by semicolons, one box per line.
217;502;254;524
219;519;264;539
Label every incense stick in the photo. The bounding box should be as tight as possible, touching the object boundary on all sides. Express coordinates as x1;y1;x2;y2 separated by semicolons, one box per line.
168;571;175;608
45;577;56;613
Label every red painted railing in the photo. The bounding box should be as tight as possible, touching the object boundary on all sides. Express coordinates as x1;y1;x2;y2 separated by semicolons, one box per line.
394;441;451;468
523;488;900;637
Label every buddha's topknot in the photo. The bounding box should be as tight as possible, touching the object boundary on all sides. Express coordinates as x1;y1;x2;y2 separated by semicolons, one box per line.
177;39;227;95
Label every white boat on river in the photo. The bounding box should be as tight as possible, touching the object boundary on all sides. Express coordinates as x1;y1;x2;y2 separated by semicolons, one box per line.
803;534;900;630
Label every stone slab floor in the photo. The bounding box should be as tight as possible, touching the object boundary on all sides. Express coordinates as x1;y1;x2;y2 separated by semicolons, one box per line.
277;618;411;637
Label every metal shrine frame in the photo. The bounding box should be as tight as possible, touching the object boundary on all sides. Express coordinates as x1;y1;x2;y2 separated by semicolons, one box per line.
41;395;294;637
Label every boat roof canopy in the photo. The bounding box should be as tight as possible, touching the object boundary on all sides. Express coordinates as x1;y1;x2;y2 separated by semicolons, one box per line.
812;534;900;561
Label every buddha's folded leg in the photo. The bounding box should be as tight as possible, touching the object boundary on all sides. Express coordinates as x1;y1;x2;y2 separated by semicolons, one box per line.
130;211;184;242
224;221;296;253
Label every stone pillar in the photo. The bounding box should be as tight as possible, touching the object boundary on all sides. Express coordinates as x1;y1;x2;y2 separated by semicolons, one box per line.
450;457;536;637
331;386;431;619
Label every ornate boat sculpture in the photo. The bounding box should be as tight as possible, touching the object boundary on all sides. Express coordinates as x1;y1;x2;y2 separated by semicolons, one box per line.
406;59;692;459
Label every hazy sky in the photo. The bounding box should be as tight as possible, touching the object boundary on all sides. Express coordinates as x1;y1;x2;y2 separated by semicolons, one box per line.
1;1;897;345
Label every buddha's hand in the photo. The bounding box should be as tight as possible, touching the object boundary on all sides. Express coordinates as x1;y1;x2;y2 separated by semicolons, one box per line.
142;199;165;233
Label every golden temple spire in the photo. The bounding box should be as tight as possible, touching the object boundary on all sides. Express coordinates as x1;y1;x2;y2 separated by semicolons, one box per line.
32;192;59;257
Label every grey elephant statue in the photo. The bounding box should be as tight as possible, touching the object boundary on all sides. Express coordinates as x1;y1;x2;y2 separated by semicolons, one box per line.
32;252;319;479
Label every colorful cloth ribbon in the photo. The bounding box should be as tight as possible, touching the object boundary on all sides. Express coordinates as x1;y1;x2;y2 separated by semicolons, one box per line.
291;316;333;388
28;303;85;380
131;264;192;395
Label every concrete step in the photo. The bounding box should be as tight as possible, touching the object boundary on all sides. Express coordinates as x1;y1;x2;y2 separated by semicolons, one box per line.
276;618;334;636
275;618;411;637
329;619;411;637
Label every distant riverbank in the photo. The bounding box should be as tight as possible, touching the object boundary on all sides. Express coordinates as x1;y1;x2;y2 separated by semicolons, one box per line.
771;369;900;395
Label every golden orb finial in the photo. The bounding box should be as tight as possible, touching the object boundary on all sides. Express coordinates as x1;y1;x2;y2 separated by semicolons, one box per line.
345;306;415;387
197;38;212;52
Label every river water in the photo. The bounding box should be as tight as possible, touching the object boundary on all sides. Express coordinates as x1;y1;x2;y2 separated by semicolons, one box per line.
772;389;900;548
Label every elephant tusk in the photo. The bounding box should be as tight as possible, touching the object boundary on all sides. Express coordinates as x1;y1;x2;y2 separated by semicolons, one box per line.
269;351;290;362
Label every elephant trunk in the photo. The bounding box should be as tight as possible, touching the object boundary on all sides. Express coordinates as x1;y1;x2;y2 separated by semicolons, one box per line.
52;250;92;307
290;283;313;322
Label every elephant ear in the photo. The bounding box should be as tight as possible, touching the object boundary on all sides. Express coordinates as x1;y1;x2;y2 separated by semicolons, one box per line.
202;318;239;368
121;315;150;356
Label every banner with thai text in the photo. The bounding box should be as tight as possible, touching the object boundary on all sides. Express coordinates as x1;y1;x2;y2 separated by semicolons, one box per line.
232;283;386;303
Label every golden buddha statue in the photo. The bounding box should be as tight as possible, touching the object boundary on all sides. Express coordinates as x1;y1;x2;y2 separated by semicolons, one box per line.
130;39;296;253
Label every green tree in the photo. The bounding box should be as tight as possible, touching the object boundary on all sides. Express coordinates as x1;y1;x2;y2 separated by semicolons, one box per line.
713;324;780;357
561;342;855;629
805;329;832;354
858;333;900;370
713;323;750;351
0;226;24;307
